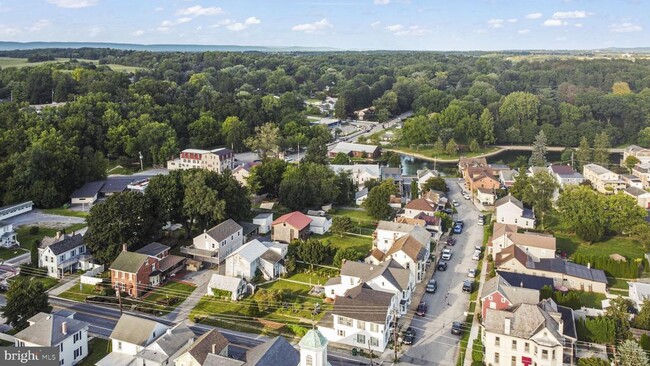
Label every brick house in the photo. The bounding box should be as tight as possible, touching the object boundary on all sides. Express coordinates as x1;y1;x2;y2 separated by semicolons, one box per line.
271;211;312;243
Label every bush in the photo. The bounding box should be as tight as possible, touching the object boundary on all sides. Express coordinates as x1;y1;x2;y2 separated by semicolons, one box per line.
286;324;308;337
640;334;650;351
29;226;40;235
573;253;642;278
577;358;610;366
99;287;115;296
211;289;232;298
576;317;616;344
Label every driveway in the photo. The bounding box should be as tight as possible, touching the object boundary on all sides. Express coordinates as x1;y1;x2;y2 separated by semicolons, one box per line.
4;210;85;228
403;178;483;365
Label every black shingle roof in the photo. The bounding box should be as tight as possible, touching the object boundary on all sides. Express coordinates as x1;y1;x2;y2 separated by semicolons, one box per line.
497;271;554;291
70;181;104;199
40;234;84;255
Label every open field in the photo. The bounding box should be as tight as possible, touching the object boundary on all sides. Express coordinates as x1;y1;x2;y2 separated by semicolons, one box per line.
0;57;142;72
555;233;645;259
314;233;373;255
41;208;89;218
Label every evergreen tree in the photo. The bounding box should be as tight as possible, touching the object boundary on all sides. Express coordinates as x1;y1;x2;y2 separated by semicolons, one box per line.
593;132;611;166
529;130;548;167
433;137;445;155
480;108;496;146
1;277;52;330
410;180;419;200
618;339;649;366
469;139;480;153
364;179;398;220
445;138;458;155
576;136;592;169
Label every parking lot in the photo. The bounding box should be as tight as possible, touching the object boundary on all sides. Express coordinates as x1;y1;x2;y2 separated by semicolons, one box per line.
4;210;86;228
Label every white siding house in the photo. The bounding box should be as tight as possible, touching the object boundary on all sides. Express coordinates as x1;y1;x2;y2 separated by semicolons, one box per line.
224;240;288;281
97;314;170;366
0;221;18;248
38;233;94;279
307;215;332;235
495;195;535;229
253;213;273;234
190;219;243;264
207;273;246;301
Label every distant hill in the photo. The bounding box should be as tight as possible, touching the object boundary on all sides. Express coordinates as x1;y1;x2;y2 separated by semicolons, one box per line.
0;41;339;53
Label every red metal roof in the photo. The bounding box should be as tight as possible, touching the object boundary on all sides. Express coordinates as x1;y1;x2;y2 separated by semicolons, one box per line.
272;211;312;230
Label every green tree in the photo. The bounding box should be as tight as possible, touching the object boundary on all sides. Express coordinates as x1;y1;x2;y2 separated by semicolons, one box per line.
221;116;248;152
1;277;52;330
468;139;480;153
529;130;548;167
527;171;559;228
638;127;650;148
593;132;611;166
145;170;184;225
557;185;606;242
331;216;354;237
433;137;445;155
434;211;452;230
634;299;650;330
605;296;633;342
480;108;496;146
333;248;362;267
332;152;351;165
624;155;641;172
30;239;39;266
612;81;633;95
137;121;178;166
422;177;448;193
576;136;592;169
85;191;161;264
296;239;332;269
279;163;339;210
245;123;281;159
499;92;540;143
304;137;329;165
182;169;226;234
445;138;458;155
364;179;398;220
410;180;419;200
247;158;288;197
334;170;355;206
618;339;649;366
604;193;647;235
188;113;220;149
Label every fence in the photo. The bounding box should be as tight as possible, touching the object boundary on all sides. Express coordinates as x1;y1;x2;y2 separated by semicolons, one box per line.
80;264;105;285
81;276;104;285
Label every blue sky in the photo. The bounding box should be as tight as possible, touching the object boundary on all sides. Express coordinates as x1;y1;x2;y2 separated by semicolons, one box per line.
0;0;648;50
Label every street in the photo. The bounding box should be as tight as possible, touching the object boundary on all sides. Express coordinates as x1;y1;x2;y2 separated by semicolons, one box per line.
403;178;483;365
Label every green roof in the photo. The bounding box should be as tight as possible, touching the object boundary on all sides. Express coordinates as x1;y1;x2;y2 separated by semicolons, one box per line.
299;329;328;349
110;251;149;273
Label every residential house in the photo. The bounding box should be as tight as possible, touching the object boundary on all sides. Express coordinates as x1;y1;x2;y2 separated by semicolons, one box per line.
110;243;185;297
207;273;247;301
583;163;626;194
329;164;381;188
489;223;556;261
403;198;436;218
225;239;288;281
328;142;381;159
238;221;259;243
482;299;577;366
318;284;398;352
185;219;244;265
355;188;369;206
14;311;89;366
495;195;535;229
465;166;501;193
381;166;404;195
324;259;414;315
496;271;555;291
499;169;519;188
167;148;235;174
476;188;497;206
495;245;608;293
271;211;312;243
396;213;442;234
239;336;300;366
480;275;540;319
69;181;104;206
458;157;489;175
622;174;644;189
624;145;650;165
0;220;18;248
253;213;273;235
0;200;33;221
132;323;195;366
354;107;375;121
97;314;170;366
173;329;230;366
232;162;259;187
623;186;650;208
422;190;448;210
307;214;332;235
628;281;650;311
416;169;439;192
548;165;584;188
38;232;94;278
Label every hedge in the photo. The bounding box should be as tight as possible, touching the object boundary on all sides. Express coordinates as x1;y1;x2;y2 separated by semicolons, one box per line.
572;253;642;278
575;317;616;344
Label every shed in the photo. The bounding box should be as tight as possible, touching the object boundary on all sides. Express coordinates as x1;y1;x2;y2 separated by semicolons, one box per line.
253;213;273;234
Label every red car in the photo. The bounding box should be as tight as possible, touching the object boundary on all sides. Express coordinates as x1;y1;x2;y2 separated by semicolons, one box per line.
415;301;427;316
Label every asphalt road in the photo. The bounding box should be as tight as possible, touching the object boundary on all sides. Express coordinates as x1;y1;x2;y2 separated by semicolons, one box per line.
3;210;85;228
403;178;483;365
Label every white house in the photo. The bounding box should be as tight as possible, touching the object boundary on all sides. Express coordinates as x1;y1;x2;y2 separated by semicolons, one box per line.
188;219;243;264
0;220;18;248
14;312;89;366
624;186;650;208
232;162;259;187
253;213;273;235
207;273;247;301
38;232;94;279
628;281;650;310
97;314;170;366
624;145;650;165
482;299;576;366
495;195;535;229
476;188;497;206
547;164;584;188
329;164;381;188
499;169;519;188
318;284;397;352
355;188;369;206
490;223;556;261
416;169;439;192
132;323;195;366
225;239;288;281
307;214;332;235
167;148;234;174
172;329;230;366
324;259;414;315
583;163;625;194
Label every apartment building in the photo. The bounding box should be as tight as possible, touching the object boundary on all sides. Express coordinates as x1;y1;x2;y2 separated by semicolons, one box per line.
167;148;234;174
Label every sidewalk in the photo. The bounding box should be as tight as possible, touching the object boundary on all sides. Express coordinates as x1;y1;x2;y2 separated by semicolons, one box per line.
164;270;212;322
463;253;489;366
48;275;79;296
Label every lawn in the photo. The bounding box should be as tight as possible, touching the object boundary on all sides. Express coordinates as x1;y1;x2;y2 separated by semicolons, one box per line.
16;223;87;252
555;233;645;259
59;282;100;302
143;281;196;315
330;208;377;230
78;338;110;366
41;208;89;218
388;145;499;161
0;57;142;72
106;162;139;175
286;269;336;287
314;233;373;255
0;247;28;260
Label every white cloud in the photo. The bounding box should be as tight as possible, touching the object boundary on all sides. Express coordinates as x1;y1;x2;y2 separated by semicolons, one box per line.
177;17;192;24
518;29;530;34
46;0;97;8
574;23;583;28
158;17;193;31
374;0;390;4
487;19;504;28
208;19;233;29
507;18;518;23
154;7;163;12
386;24;430;36
227;17;261;31
291;18;333;33
26;19;51;32
474;29;488;34
525;12;543;19
385;24;404;32
543;19;567;27
610;22;642;33
175;5;223;17
0;24;19;36
552;11;589;19
131;29;145;36
370;21;381;28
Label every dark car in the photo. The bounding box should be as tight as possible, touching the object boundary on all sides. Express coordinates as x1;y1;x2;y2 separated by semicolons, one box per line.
455;220;464;228
437;261;448;271
451;321;462;335
453;225;462;234
462;280;473;293
426;279;437;293
401;327;415;345
415;301;428;316
446;237;456;246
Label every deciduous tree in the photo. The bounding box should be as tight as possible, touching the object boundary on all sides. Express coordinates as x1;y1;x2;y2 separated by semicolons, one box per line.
364;179;398;220
246;123;281;159
1;277;52;330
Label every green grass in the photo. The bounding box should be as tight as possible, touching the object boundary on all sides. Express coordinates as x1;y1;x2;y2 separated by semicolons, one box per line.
106;162;139;175
286;271;335;287
314;233;373;255
41;208;89;218
143;281;196;315
575;291;608;309
0;247;28;260
556;233;645;259
0;57;142;72
15;223;87;253
330;208;377;230
78;338;110;366
34;276;60;290
389;145;499;161
59;282;100;302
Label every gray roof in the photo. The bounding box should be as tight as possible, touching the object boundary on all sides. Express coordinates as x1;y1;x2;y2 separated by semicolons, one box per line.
253;213;273;220
187;329;230;365
480;275;539;306
329;142;379;154
495;194;524;210
15;312;88;346
206;219;243;242
484;303;563;345
381;166;403;181
110;314;165;346
136;242;169;257
137;323;195;363
100;177;136;194
528;258;607;284
109;251;149;273
260;250;283;264
355;188;369;200
238;221;259;237
40;233;84;255
244;336;299;366
522;208;535;219
496;271;555;291
70;181;104;199
209;274;245;294
557;304;577;339
625;186;650;197
204;354;245;366
334;284;394;323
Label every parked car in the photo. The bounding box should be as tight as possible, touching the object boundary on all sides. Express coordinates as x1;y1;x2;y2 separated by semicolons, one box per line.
468;268;476;278
416;301;428;316
455;220;464;227
452;200;460;207
441;248;452;260
472;250;481;261
437;261;448;271
453;225;462;234
446;237;456;246
478;214;485;226
463;193;471;200
451;321;463;335
426;279;437;293
462;280;473;293
442;208;453;215
401;327;415;345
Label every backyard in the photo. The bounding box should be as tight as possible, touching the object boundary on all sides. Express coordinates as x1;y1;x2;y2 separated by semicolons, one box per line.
555;233;645;260
314;233;373;256
79;338;110;366
140;281;196;315
16;223;88;252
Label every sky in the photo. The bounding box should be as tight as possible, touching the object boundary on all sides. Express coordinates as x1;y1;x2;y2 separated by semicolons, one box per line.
0;0;648;51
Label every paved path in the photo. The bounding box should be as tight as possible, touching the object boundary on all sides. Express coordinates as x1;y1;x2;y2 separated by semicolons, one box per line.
49;276;80;296
463;242;489;365
164;270;212;322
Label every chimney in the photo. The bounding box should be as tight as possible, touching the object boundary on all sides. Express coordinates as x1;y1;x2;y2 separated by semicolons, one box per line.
56;231;62;240
61;321;67;335
587;262;591;269
504;318;511;335
122;243;128;252
520;281;524;288
212;343;216;354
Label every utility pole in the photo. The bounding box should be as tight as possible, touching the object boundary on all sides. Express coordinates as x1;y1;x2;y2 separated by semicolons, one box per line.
367;340;374;366
138;151;144;171
571;150;575;167
297;142;300;161
117;289;123;314
393;307;399;362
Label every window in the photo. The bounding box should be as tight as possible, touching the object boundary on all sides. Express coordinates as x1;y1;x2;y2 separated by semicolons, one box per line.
494;336;500;347
357;321;365;330
369;323;379;332
511;340;517;350
501;298;506;303
337;329;345;337
488;296;493;300
117;341;122;351
369;337;379;347
357;334;366;344
60;343;63;352
552;350;556;360
524;342;529;353
337;316;352;327
306;355;313;366
511;356;516;366
494;353;500;364
542;349;548;360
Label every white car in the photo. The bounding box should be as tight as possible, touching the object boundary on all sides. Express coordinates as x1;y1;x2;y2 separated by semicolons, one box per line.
442;248;453;261
463;194;471;200
472;250;481;261
452;200;460;207
468;268;476;278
